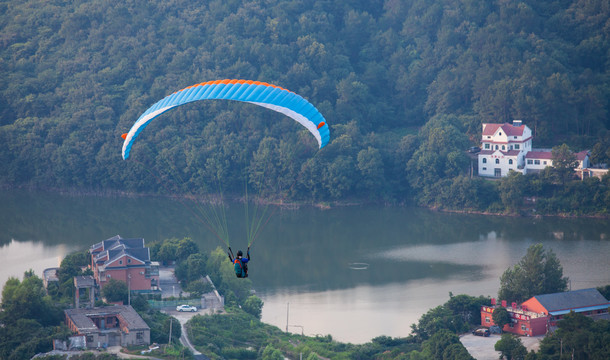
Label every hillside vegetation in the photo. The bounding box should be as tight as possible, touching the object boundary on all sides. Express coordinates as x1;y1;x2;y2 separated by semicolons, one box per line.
1;0;609;214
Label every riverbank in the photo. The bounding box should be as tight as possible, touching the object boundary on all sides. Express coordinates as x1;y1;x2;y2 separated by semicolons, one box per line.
4;184;609;219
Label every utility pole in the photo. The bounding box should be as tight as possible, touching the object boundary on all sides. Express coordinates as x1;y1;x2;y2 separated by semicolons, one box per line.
286;302;289;332
168;317;173;346
128;273;131;305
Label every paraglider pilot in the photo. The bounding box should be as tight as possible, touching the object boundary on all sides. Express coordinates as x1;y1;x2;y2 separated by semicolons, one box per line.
228;247;250;278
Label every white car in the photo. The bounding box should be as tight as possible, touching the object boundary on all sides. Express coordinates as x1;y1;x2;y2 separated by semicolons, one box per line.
176;304;197;312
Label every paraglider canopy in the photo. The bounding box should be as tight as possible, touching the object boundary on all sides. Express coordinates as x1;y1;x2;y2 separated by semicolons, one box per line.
121;79;330;160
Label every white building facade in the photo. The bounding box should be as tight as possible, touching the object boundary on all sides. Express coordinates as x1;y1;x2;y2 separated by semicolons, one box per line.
477;120;591;178
478;120;532;177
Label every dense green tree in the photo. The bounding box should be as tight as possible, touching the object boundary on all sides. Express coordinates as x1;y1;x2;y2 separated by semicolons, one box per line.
1;0;610;214
420;329;474;360
0;272;70;359
495;334;527;360
1;272;62;327
589;136;610;165
442;343;476;360
175;252;208;284
356;146;385;196
551;144;579;185
138;310;181;345
446;294;491;327
242;295;264;319
411;305;464;341
101;278;128;304
498;244;569;303
536;311;610;359
498;171;526;213
492;307;511;332
175;237;199;261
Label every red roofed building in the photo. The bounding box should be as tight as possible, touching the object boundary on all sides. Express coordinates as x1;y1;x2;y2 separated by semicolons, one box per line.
478;120;533;177
90;235;159;293
480;289;610;336
478;120;590;177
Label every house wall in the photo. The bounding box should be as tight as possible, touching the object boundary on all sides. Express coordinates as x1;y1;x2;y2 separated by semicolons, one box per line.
480;306;549;336
478;153;520;177
122;329;150;346
478;122;532;178
99;267;152;291
525;158;552;172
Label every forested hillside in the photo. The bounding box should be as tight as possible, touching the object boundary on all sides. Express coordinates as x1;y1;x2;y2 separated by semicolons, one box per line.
1;0;609;213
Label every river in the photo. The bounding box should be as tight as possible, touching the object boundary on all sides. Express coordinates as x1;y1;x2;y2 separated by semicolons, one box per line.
1;189;609;344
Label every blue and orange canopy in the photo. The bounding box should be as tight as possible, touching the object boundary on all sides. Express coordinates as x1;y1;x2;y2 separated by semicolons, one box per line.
121;79;330;159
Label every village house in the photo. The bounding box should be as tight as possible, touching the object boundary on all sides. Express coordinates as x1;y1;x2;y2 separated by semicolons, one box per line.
477;120;591;178
90;235;159;293
480;288;610;336
64;305;150;348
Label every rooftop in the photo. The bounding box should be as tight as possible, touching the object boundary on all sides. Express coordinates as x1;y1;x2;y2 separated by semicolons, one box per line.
482;123;526;137
533;288;610;312
65;305;149;331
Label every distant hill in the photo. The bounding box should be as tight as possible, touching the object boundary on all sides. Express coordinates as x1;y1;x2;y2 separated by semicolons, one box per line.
1;0;608;212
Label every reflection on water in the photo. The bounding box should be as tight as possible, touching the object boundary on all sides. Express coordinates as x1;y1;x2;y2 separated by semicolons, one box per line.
0;189;609;343
0;240;78;287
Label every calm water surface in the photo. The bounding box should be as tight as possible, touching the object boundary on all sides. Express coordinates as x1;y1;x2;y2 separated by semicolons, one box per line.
1;190;609;343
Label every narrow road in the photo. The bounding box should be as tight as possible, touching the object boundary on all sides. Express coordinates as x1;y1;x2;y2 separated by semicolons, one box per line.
164;308;214;359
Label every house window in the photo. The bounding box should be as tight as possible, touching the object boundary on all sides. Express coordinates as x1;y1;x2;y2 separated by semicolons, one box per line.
534;160;540;165
495;159;500;164
514;136;517;139
514;144;520;149
483;158;487;164
107;274;111;278
543;161;547;165
119;260;122;265
527;159;533;164
128;259;131;263
499;132;503;136
485;316;490;323
482;167;487;170
495;145;499;150
502;145;505;150
509;159;513;165
494;168;501;177
137;332;144;340
485;143;490;149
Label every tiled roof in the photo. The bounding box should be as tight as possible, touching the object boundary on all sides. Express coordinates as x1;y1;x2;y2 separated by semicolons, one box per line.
504;150;521;156
65;305;150;331
525;151;553;160
575;150;589;161
533;288;610;312
482;123;525;137
478;150;520;156
92;236;149;266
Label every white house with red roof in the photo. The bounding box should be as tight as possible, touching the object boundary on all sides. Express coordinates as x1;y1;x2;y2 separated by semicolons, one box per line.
478;120;590;177
525;150;591;173
478;120;533;177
